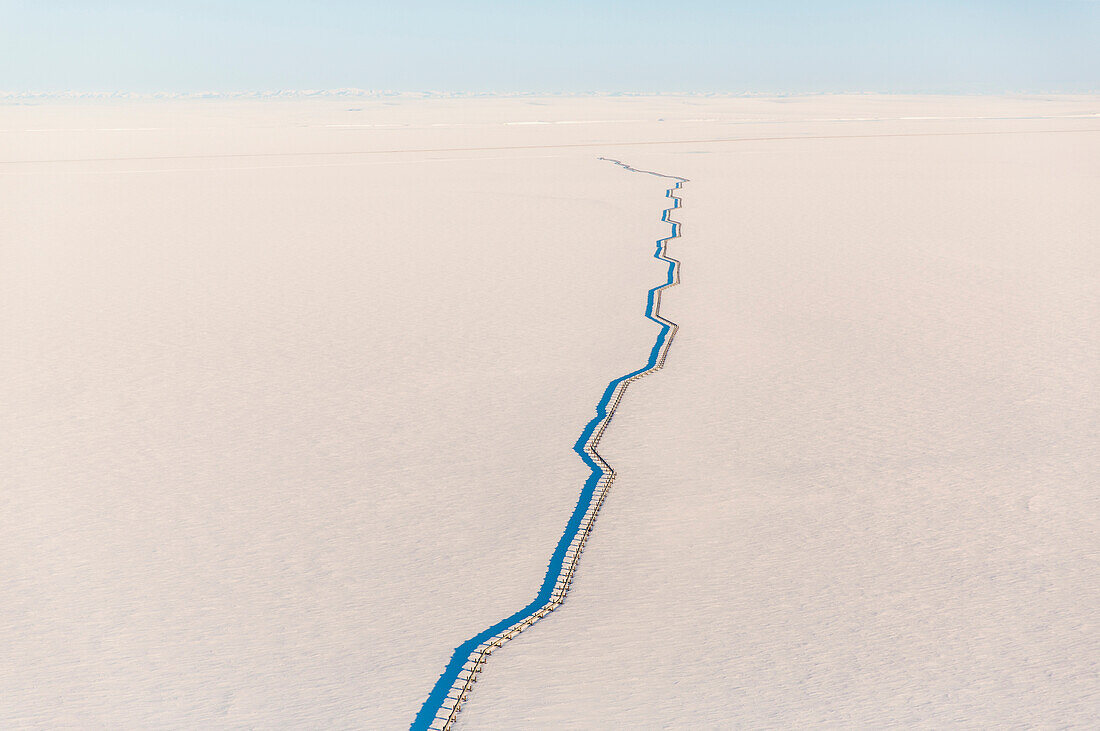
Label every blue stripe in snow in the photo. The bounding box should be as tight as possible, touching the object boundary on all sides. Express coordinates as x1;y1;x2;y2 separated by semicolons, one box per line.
412;178;684;731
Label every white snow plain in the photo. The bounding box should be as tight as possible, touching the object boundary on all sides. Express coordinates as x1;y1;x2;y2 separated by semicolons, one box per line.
2;95;1098;728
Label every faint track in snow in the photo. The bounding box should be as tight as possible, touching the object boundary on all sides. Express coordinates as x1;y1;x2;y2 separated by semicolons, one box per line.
411;158;688;731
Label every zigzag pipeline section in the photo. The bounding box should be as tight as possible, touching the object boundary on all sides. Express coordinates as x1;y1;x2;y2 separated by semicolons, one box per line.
412;158;688;731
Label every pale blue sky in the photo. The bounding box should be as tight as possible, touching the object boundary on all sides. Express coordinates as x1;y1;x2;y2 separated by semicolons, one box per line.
2;0;1097;93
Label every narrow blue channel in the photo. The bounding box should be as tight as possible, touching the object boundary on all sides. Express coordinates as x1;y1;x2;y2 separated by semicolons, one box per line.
411;181;683;730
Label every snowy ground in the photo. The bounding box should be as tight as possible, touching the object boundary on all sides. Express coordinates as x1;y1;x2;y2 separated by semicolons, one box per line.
2;95;1098;727
463;102;1100;728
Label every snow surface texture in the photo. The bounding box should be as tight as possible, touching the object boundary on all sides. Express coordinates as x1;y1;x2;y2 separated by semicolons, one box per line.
460;103;1100;729
2;95;1098;728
